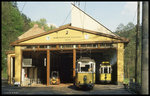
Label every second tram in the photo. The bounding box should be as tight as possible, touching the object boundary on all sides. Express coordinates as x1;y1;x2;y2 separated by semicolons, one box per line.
99;61;112;83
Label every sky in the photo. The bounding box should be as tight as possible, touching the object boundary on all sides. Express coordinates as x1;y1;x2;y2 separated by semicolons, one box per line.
17;1;142;32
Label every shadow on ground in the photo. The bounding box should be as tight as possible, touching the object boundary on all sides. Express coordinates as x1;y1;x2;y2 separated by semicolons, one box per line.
68;85;93;91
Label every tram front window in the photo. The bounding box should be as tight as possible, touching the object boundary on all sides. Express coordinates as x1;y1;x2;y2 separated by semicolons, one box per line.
81;65;91;72
104;67;108;73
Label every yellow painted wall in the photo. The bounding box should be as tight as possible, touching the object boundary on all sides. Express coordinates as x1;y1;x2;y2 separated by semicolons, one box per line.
20;28;120;44
15;46;22;83
117;43;124;83
7;53;15;84
7;54;11;84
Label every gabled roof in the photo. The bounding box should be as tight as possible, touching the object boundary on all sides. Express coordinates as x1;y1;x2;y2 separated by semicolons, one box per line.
18;24;45;39
11;24;129;46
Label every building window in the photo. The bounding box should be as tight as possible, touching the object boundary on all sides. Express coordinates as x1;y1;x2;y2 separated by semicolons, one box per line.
93;44;98;48
112;44;117;48
100;43;113;48
49;45;56;48
81;44;98;48
81;44;86;48
27;46;38;49
40;45;47;48
39;45;56;49
104;67;107;73
59;45;77;49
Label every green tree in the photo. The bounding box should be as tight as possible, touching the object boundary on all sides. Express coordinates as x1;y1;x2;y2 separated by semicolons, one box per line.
115;22;141;84
21;13;32;32
115;23;125;33
1;1;31;79
30;18;56;31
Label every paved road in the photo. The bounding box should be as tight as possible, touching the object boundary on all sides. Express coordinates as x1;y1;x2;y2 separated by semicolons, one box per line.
2;79;135;95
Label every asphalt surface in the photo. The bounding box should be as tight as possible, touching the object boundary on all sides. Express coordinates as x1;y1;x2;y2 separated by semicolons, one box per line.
1;79;135;95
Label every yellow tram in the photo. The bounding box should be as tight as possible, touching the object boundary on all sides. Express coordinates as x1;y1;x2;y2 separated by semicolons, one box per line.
99;61;112;83
74;57;95;89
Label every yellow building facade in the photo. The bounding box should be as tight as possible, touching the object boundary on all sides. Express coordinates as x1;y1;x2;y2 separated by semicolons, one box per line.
6;24;129;86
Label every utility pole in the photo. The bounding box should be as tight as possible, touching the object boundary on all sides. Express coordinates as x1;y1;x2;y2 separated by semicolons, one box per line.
141;1;149;94
135;1;140;84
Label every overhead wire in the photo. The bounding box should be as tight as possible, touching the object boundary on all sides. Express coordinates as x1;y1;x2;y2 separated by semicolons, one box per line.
78;2;83;57
78;2;89;57
61;3;75;26
78;2;80;8
132;9;137;24
21;2;26;13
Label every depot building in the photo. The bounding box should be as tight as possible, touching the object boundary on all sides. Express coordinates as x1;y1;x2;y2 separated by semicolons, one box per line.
6;4;129;86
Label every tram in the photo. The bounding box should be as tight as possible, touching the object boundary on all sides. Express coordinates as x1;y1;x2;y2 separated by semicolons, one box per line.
99;61;112;83
74;57;96;89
